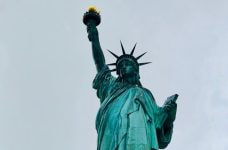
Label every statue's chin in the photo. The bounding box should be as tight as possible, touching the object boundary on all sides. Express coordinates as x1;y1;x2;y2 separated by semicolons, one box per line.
121;72;135;78
121;73;139;83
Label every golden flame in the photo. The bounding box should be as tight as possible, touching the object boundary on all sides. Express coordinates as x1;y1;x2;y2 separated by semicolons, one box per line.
88;6;99;13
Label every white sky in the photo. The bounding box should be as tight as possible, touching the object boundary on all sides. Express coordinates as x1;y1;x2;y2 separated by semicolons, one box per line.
0;0;228;150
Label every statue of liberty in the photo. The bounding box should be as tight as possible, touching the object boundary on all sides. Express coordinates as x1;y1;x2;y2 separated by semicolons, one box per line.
83;7;178;150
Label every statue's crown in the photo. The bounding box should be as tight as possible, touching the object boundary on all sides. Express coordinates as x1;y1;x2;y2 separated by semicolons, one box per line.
108;41;151;75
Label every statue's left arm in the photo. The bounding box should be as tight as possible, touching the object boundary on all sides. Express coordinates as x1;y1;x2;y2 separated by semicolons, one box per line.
156;97;177;149
140;89;177;149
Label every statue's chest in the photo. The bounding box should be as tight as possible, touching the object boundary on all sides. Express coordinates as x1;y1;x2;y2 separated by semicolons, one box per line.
103;88;143;129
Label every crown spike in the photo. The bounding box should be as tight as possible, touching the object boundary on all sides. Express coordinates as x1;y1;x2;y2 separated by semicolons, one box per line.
120;41;126;55
107;49;119;58
110;68;117;72
139;62;152;66
130;43;137;56
136;52;147;60
107;63;116;66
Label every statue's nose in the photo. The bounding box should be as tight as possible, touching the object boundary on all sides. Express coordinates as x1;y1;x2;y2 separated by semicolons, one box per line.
122;65;127;70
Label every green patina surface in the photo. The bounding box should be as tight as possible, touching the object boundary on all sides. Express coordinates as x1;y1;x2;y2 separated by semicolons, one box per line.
93;66;175;150
83;8;178;150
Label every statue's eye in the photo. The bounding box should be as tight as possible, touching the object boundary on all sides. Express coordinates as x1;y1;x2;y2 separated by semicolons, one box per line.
119;63;124;68
126;62;131;65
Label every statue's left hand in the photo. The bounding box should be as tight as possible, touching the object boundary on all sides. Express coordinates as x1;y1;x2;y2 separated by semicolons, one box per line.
163;101;177;123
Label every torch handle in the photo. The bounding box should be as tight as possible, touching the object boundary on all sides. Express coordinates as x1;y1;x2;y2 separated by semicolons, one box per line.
87;20;99;42
86;19;96;32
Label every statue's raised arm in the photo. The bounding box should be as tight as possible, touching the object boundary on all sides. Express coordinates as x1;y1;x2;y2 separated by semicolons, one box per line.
83;7;105;72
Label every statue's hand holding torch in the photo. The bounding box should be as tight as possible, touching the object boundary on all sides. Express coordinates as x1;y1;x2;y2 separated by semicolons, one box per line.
83;6;101;42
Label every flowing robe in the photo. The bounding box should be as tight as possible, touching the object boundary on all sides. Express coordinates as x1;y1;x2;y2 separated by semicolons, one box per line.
93;66;174;150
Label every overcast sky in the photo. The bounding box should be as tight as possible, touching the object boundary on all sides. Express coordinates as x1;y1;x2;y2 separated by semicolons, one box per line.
0;0;228;150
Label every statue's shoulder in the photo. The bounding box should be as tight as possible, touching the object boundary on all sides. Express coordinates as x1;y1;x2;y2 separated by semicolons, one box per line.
139;87;156;101
139;86;151;93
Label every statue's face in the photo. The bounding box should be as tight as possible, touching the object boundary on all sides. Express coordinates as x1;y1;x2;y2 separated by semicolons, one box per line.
118;59;138;78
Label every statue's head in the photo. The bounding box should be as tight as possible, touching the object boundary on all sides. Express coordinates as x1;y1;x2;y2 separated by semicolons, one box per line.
117;57;139;78
108;41;151;83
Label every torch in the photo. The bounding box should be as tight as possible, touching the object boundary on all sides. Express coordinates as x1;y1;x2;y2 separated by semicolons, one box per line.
83;6;101;27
